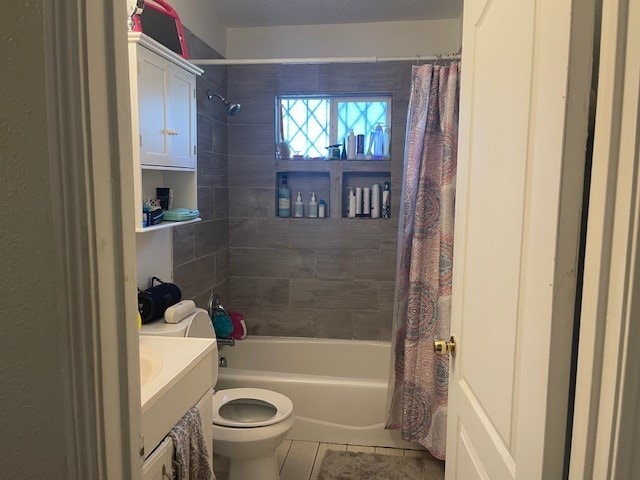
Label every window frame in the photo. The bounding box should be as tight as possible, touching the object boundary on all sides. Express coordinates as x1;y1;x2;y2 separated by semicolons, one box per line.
276;94;392;158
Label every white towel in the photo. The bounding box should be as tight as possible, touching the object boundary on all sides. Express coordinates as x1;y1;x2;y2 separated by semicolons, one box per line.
169;407;214;480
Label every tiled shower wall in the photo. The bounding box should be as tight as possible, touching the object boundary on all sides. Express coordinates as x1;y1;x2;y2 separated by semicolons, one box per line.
171;29;231;308
227;63;413;340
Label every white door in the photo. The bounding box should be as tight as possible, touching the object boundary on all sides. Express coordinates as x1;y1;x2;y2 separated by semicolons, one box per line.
445;0;593;478
137;46;171;167
167;64;197;169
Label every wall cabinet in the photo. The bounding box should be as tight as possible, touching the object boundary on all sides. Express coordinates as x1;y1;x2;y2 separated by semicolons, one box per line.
128;32;203;232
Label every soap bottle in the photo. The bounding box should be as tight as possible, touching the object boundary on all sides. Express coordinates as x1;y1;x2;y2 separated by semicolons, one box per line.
371;183;381;218
278;175;291;217
347;129;356;159
318;199;326;218
294;191;304;218
382;182;391;219
308;192;318;218
372;124;384;158
347;188;356;218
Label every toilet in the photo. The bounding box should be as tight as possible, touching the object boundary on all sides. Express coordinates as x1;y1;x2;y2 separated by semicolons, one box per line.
140;307;295;480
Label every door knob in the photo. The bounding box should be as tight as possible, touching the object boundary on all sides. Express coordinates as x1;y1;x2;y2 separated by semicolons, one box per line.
434;336;456;356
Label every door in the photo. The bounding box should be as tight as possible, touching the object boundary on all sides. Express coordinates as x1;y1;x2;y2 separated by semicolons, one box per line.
445;0;594;478
167;64;197;169
137;46;172;167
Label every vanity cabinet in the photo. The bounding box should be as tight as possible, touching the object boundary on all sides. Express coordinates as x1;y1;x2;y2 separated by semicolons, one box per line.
128;32;203;232
142;437;174;480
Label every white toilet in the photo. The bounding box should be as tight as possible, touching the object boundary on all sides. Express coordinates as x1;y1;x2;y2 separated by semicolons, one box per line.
140;307;295;480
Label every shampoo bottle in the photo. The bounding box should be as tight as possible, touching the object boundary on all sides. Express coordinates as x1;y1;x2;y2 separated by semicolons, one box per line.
347;188;356;218
382;182;391;219
347;129;356;159
308;192;318;218
355;187;363;217
371;183;381;218
278;174;291;217
363;186;371;217
294;191;304;218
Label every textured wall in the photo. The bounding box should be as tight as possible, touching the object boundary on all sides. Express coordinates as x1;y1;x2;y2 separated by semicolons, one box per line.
172;29;231;309
227;62;412;340
0;2;69;478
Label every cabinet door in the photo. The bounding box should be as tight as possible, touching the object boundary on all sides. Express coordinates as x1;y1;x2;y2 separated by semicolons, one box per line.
137;46;172;167
167;64;197;169
142;437;174;480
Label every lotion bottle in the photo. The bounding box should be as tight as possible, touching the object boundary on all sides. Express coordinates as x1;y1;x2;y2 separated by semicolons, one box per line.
278;174;291;217
363;186;371;216
308;192;318;218
347;188;356;218
347;129;356;159
355;187;363;217
294;191;304;218
371;183;381;218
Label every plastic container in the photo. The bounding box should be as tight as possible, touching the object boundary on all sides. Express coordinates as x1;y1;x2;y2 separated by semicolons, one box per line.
347;188;356;218
294;191;304;218
308;192;318;218
347;130;356;159
371;183;381;218
278;175;291;217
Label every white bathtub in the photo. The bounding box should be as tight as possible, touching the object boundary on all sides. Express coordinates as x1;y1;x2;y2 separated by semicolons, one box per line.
216;336;420;449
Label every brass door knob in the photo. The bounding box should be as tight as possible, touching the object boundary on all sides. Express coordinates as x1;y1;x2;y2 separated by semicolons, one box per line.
434;336;456;356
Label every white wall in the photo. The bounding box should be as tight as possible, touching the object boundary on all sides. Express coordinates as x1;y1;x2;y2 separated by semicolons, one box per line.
168;0;228;55
227;19;461;59
0;2;69;478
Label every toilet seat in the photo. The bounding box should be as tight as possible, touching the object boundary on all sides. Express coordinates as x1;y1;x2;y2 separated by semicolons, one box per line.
212;388;293;428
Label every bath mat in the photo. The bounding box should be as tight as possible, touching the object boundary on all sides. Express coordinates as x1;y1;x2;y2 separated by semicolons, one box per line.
317;449;444;480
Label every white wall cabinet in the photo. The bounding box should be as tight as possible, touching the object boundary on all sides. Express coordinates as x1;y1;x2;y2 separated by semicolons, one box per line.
128;32;203;232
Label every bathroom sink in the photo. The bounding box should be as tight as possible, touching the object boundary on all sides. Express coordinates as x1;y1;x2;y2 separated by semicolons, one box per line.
138;335;216;459
139;346;162;386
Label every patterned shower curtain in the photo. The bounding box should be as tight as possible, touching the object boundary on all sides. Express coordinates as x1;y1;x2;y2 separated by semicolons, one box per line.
385;62;460;460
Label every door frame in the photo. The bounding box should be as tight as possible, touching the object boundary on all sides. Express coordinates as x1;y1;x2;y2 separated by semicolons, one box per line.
569;0;640;477
44;1;141;478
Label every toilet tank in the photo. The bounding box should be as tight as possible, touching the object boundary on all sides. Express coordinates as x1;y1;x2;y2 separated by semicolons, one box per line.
140;308;219;385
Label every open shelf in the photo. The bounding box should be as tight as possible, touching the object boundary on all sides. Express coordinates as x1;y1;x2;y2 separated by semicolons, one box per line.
136;217;201;233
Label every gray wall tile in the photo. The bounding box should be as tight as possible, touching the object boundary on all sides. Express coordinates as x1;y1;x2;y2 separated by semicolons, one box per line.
173;224;194;267
239;307;316;337
353;311;392;341
229;218;290;248
197;186;214;221
290;219;380;250
198;151;228;187
214;187;229;219
215;249;230;285
315;251;354;280
355;250;397;281
291;279;379;310
231;248;315;278
195;219;229;257
173;254;215;299
229;187;275;218
231;277;290;307
229;156;276;187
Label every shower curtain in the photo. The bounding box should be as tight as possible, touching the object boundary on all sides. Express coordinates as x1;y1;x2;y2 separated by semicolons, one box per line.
386;62;460;460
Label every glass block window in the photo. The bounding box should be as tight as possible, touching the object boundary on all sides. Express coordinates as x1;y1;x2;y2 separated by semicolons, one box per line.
277;95;391;159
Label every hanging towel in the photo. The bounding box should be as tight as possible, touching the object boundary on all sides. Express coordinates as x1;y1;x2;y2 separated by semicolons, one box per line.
168;407;214;480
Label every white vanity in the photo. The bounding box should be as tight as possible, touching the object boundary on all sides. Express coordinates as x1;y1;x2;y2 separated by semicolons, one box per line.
139;335;216;480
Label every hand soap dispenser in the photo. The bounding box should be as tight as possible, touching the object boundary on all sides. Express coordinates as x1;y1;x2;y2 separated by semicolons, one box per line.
294;191;304;218
308;192;318;218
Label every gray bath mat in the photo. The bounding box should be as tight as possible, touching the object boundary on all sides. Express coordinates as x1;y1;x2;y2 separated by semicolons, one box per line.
317;449;445;480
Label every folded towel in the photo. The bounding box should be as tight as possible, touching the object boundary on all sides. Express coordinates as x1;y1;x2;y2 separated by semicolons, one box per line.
169;407;213;480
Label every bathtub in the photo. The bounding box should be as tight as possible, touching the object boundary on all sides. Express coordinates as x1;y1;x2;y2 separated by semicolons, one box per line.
216;336;420;449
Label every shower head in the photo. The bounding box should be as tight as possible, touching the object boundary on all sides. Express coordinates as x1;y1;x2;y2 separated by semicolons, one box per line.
207;90;241;116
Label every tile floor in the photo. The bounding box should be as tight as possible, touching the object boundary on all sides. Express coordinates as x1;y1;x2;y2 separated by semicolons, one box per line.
214;440;434;480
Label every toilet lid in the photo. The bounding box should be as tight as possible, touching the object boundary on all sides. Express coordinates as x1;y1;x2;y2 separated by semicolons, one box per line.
212;388;293;428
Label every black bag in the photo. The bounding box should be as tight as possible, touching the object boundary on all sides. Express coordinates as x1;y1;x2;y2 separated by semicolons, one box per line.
138;276;182;324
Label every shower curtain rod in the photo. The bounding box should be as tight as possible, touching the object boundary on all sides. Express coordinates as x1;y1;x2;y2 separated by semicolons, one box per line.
191;54;461;66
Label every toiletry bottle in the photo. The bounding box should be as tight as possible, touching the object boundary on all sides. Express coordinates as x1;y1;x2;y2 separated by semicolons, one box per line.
356;134;365;159
294;191;304;218
383;127;391;158
363;186;371;217
278;174;291;217
347;129;356;159
372;124;384;158
371;183;381;218
355;187;363;217
318;199;326;218
341;139;347;160
347;188;356;218
382;182;391;219
308;192;318;218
